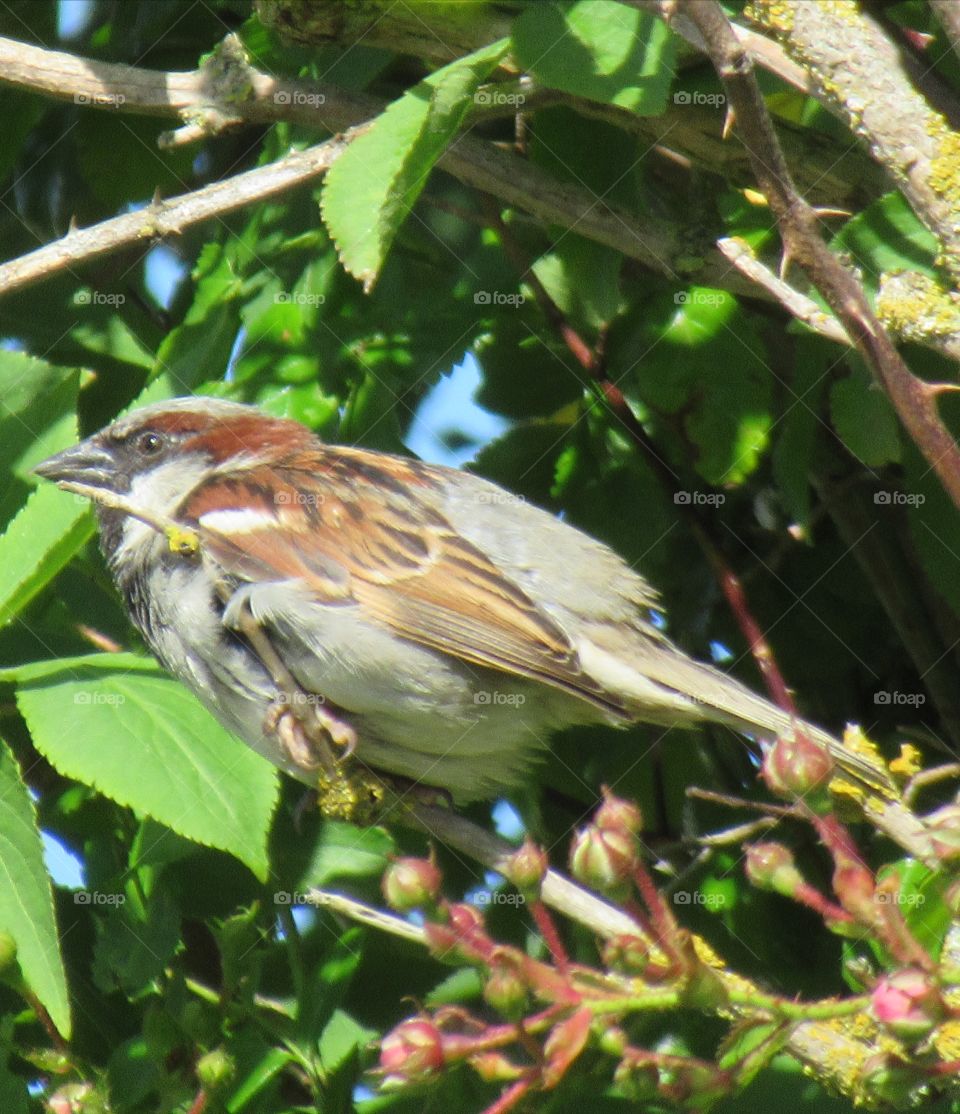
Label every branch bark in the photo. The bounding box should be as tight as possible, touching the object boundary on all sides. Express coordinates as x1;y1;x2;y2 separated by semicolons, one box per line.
0;34;722;300
0;30;954;363
0;137;353;295
745;0;960;286
679;0;960;518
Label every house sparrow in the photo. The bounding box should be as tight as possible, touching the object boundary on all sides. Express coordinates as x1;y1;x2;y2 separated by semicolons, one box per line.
35;396;892;809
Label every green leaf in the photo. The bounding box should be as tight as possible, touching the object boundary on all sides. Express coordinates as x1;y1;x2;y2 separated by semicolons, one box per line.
513;0;676;113
718;1020;791;1087
532;238;624;331
425;967;484;1008
876;860;951;961
475;322;585;419
617;290;773;485
154;244;245;391
830;364;901;468
15;666;278;881
0;350;79;484
301;928;366;1046
322;38;509;291
319;1008;376;1076
903;437;960;621
0;738;71;1038
773;337;831;528
295;821;395;891
225;1045;294;1112
0;652;160;685
832;190;939;288
0;484;94;629
91;886;181;996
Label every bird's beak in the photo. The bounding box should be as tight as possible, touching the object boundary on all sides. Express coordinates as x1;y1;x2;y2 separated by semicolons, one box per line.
34;439;117;496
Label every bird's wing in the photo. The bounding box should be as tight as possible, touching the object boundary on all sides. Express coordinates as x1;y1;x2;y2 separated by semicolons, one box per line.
181;449;626;716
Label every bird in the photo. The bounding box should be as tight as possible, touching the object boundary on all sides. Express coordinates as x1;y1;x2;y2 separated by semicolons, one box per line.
34;396;895;812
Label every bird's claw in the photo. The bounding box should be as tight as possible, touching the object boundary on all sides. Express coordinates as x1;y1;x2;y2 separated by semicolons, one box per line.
265;693;357;776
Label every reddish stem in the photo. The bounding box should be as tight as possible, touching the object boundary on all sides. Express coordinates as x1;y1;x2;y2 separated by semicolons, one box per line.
632;861;683;962
792;881;854;925
530;900;570;974
481;1076;537;1114
186;1091;208;1114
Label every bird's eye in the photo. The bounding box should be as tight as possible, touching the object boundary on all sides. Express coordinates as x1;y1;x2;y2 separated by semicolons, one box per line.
135;431;165;456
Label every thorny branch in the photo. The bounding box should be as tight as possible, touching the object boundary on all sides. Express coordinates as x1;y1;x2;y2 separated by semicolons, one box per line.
679;1;960;520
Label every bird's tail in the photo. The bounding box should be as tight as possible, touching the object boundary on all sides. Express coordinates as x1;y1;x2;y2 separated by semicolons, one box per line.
610;639;898;798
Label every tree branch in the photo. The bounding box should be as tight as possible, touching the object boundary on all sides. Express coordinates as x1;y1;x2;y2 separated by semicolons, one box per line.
745;0;960;286
0;136;353;295
0;30;953;362
717;236;852;346
679;0;960;518
0;35;717;298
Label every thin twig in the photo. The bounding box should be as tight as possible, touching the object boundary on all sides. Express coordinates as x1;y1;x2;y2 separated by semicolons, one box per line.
305;889;427;944
0;34;727;298
694;816;779;846
687;787;796;818
718;237;851;346
743;0;960;285
903;762;960;808
0;136;353;296
680;1;960;520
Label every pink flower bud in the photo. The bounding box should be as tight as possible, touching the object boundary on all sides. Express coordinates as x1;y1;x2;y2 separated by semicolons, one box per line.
570;823;638;894
447;901;485;936
594;787;643;837
501;838;548;896
744;842;803;897
424;902;490;964
601;933;652;974
762;730;834;802
870;968;943;1041
832;861;876;919
379;1018;445;1089
381;855;442;912
483;953;528;1018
